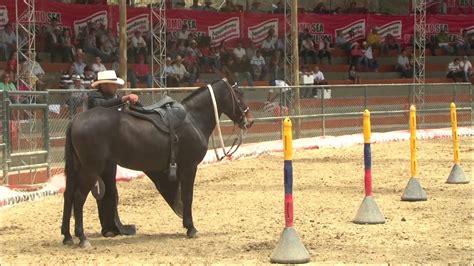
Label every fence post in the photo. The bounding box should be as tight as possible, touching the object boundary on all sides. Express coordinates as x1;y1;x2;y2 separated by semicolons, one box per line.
3;92;10;184
321;87;325;136
44;92;51;179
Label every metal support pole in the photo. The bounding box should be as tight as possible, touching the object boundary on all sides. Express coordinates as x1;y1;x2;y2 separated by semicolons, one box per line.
320;89;325;136
43;94;50;179
119;0;128;87
290;0;301;138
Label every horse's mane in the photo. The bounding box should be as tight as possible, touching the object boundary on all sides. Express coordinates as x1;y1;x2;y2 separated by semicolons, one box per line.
181;79;222;104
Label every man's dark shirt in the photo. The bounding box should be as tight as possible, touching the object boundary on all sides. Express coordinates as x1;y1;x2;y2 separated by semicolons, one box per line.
87;89;123;109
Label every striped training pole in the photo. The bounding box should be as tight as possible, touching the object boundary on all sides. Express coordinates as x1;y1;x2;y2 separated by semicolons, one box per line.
446;102;469;184
353;110;384;224
401;105;427;201
270;118;310;264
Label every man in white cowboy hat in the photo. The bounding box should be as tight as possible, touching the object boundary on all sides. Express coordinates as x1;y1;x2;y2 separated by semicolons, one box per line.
87;70;139;109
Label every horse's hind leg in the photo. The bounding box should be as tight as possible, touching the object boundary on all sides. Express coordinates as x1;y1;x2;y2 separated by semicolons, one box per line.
61;185;74;245
97;162;136;237
73;180;94;248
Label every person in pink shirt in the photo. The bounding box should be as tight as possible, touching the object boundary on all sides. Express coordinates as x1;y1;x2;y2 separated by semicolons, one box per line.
350;42;363;68
132;55;152;88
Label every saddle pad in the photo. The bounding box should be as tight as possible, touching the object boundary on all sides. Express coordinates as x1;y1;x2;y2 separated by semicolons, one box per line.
126;102;188;134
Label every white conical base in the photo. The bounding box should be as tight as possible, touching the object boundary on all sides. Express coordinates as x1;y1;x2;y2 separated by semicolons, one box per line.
353;196;385;224
446;164;470;184
270;227;310;264
401;177;427;201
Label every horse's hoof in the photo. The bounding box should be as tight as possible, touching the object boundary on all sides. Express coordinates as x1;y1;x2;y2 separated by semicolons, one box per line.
119;224;136;236
103;231;119;238
79;239;91;249
186;228;198;238
63;237;74;246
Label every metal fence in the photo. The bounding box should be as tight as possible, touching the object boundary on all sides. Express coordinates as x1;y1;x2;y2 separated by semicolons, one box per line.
0;82;472;186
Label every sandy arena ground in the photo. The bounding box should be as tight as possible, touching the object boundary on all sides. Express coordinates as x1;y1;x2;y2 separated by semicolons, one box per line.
0;138;473;264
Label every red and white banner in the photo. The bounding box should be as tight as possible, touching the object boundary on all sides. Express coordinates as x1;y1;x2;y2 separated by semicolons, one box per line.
2;0;474;46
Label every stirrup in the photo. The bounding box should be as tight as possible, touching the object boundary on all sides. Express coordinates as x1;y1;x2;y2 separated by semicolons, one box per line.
168;163;177;182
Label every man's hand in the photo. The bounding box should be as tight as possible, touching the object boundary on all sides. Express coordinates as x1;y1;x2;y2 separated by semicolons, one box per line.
121;94;139;104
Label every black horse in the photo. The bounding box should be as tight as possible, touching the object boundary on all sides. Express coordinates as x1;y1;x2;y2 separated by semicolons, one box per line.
61;79;253;247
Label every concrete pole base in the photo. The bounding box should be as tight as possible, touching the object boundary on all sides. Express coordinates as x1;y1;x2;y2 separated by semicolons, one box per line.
270;227;310;264
401;177;427;202
446;164;470;184
353;196;385;224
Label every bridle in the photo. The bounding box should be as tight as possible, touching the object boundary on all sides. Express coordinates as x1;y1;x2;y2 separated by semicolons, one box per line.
207;78;250;161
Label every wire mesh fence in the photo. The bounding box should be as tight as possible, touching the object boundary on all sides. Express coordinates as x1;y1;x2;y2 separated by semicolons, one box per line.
0;82;472;186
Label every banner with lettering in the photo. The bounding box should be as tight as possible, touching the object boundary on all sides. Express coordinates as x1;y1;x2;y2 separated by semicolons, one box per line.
242;12;286;46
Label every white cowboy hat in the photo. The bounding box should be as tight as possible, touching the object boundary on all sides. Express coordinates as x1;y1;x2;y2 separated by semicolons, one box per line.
91;70;125;87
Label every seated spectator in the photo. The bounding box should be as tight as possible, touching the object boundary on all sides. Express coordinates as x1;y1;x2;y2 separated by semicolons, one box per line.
269;50;285;81
367;28;381;48
308;66;328;98
246;41;257;61
218;56;238;83
425;35;438;56
190;0;201;10
59;65;75;89
59;28;75;63
436;29;454;55
261;34;276;59
381;33;401;55
233;41;247;63
335;30;351;52
202;1;216;11
130;30;147;62
209;46;222;70
318;36;332;64
361;42;378;71
173;56;191;85
300;35;318;64
82;66;95;89
172;0;185;8
164;57;179;87
250;1;265;12
459;56;472;82
131;55;153;88
250;49;266;81
92;56;107;74
183;50;199;85
348;65;360;84
220;0;239;12
455;30;471;56
397;49;413;78
0;73;16;92
21;52;53;90
6;50;18;81
273;1;284;13
72;53;87;76
176;40;188;58
45;26;62;62
313;2;330;14
447;58;463;82
0;24;17;61
350;43;364;68
344;1;367;13
233;55;253;86
83;28;103;58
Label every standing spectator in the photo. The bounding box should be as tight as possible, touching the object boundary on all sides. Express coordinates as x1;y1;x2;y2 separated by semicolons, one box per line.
6;51;18;81
300;35;318;64
397;49;413;78
455;30;471;56
308;66;328;98
164;57;179;87
0;24;17;61
83;28;102;58
436;29;454;55
67;75;88;114
367;28;381;48
130;55;152;88
446;58;463;82
348;65;360;84
246;42;257;61
361;42;378;71
335;30;351;52
459;56;472;82
72;53;87;76
177;24;190;42
350;43;364;68
250;49;266;81
173;56;191;85
59;28;75;63
92;56;107;74
130;30;147;62
318;36;332;64
220;0;239;12
261;34;276;59
269;50;285;81
381;33;401;55
45;27;62;62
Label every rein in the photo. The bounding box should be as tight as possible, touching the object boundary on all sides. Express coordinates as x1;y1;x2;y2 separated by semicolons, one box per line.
207;81;245;161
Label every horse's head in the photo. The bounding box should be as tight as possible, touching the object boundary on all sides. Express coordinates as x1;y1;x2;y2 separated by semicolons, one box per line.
219;79;254;130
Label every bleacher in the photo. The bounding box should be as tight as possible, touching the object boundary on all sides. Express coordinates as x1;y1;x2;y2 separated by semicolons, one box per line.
1;46;472;88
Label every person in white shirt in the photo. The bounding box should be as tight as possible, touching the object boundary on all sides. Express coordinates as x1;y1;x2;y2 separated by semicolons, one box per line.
300;35;317;64
307;65;328;98
130;30;147;62
318;36;332;64
460;56;472;82
164;57;179;87
177;24;190;41
233;41;246;63
446;58;463;82
361;42;378;71
92;56;107;74
172;56;191;85
250;49;266;80
397;49;413;78
261;34;276;58
0;24;17;61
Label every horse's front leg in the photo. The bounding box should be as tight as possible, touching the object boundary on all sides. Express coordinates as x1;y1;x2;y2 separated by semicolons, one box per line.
179;164;198;238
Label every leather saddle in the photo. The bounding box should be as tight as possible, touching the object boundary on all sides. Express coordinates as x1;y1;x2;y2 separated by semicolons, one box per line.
126;96;187;182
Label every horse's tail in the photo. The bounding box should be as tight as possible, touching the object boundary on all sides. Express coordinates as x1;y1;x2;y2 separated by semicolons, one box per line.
61;122;76;237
